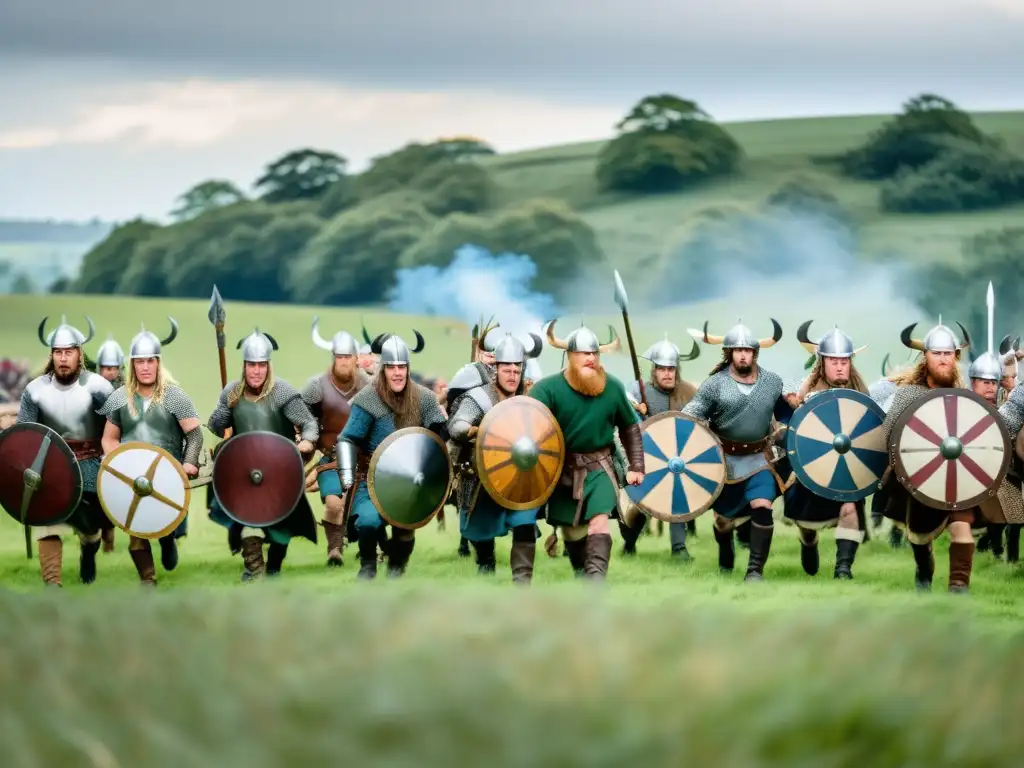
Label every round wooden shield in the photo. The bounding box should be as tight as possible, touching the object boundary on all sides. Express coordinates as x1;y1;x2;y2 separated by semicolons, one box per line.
786;389;888;502
368;427;452;530
97;442;190;539
0;422;83;526
212;431;305;527
475;396;565;511
891;388;1010;511
624;411;726;522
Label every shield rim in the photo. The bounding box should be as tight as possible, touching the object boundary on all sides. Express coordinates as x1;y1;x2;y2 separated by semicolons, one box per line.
474;395;566;511
368;426;452;530
0;421;84;526
626;410;727;523
97;441;191;539
212;430;305;527
785;388;888;502
890;387;1011;511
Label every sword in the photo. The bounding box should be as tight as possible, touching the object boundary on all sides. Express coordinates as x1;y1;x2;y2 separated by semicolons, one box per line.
613;270;647;410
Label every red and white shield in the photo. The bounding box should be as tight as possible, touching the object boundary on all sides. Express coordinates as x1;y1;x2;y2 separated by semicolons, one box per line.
891;389;1010;511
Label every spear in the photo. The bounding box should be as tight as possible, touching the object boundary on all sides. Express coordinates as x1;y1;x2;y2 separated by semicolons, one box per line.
208;285;228;390
613;270;647;410
987;280;995;357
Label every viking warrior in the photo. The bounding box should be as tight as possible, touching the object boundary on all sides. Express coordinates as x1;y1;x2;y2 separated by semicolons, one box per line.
16;315;114;586
300;318;372;568
879;320;984;592
447;332;544;580
95;334;125;387
682;319;792;581
207;328;319;580
357;343;377;375
618;334;701;560
527;321;643;579
783;322;871;579
337;331;448;580
97;319;201;585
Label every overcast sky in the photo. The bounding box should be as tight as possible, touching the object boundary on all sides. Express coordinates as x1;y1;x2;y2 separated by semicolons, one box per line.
1;0;1021;222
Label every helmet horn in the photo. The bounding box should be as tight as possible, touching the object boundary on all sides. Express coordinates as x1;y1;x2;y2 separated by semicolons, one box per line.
411;330;425;354
759;318;783;349
598;325;621;355
311;316;333;351
545;319;568;350
796;320;818;356
160;317;178;347
900;323;926;352
679;337;700;362
699;321;724;345
526;333;543;358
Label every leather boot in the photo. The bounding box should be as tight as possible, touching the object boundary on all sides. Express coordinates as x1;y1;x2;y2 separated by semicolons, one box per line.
799;529;819;576
357;533;378;580
988;524;1005;559
889;527;905;549
37;536;62;587
834;539;859;579
744;524;773;582
948;541;975;593
101;527;116;553
564;536;587;577
473;540;496;574
266;543;287;576
457;536;471;558
159;536;179;571
79;539;101;584
911;543;934;592
714;526;735;573
618;517;643;556
510;540;535;584
1007;525;1021;563
686;519;698;537
240;536;265;582
130;542;157;586
977;529;992;552
323;521;345;567
388;536;415;577
583;533;612;580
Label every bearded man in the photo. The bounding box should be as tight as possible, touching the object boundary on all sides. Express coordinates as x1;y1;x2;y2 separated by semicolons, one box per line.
682;319;792;581
98;320;201;585
447;333;544;581
17;315;114;586
337;332;448;580
879;321;980;592
207;328;320;581
618;335;701;561
302;319;372;568
783;323;871;579
527;321;644;579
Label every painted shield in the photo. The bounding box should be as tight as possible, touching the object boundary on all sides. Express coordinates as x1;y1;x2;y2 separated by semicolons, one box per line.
212;431;305;527
624;412;727;522
368;427;452;529
0;422;83;527
891;389;1010;511
786;389;888;502
97;442;190;538
475;395;565;511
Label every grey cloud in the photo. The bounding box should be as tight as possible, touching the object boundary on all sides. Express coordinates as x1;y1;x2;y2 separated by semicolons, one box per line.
1;0;1021;98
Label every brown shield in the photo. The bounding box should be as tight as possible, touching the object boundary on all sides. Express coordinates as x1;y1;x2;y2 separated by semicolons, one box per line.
475;395;565;511
212;431;304;527
0;422;83;526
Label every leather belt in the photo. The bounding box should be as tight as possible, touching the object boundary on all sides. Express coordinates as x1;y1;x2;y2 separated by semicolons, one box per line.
719;435;770;456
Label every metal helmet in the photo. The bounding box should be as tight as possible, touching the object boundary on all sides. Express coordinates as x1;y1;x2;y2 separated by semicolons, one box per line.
370;330;425;366
901;317;970;354
796;321;866;359
311;316;360;356
129;317;178;359
688;318;782;351
358;343;372;356
37;315;95;349
95;335;124;368
968;351;1003;381
236;328;279;362
545;319;621;354
641;334;700;368
492;333;543;365
525;358;542;381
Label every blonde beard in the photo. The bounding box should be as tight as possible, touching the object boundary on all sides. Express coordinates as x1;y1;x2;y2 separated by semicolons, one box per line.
564;359;607;396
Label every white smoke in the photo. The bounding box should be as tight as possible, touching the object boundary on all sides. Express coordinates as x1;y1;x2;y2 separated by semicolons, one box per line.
387;244;559;340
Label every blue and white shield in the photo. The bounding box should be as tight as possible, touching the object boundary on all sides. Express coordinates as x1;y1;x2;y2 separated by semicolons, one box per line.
624;412;726;522
786;388;888;502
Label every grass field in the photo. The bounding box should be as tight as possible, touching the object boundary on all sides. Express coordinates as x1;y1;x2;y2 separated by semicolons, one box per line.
479;110;1024;266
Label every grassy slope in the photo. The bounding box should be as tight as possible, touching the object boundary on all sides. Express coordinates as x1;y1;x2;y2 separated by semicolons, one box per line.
480;111;1024;266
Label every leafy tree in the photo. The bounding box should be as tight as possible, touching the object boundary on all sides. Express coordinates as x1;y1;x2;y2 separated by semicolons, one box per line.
434;136;496;160
318;176;361;219
411;160;495;216
763;174;853;230
48;275;72;293
255;148;347;203
170;179;247;221
242;213;324;302
10;273;36;294
596;94;742;193
74;219;161;294
356;142;452;200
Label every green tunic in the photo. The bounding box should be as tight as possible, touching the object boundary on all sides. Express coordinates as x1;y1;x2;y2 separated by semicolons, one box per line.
528;373;640;526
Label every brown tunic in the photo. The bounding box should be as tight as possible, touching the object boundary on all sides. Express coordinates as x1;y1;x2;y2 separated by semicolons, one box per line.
313;370;370;453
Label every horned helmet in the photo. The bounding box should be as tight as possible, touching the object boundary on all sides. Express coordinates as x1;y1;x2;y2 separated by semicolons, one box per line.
129;317;178;359
95;334;125;368
37;314;95;350
900;317;970;355
311;316;360;356
641;334;700;368
545;319;621;354
370;330;425;366
237;328;279;362
688;318;782;351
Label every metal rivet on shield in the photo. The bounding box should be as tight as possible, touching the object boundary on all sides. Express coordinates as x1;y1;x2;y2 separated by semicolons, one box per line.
250;469;263;485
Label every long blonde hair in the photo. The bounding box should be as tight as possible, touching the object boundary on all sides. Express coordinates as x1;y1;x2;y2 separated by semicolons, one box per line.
227;362;276;407
889;355;964;389
125;360;176;416
802;357;868;395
